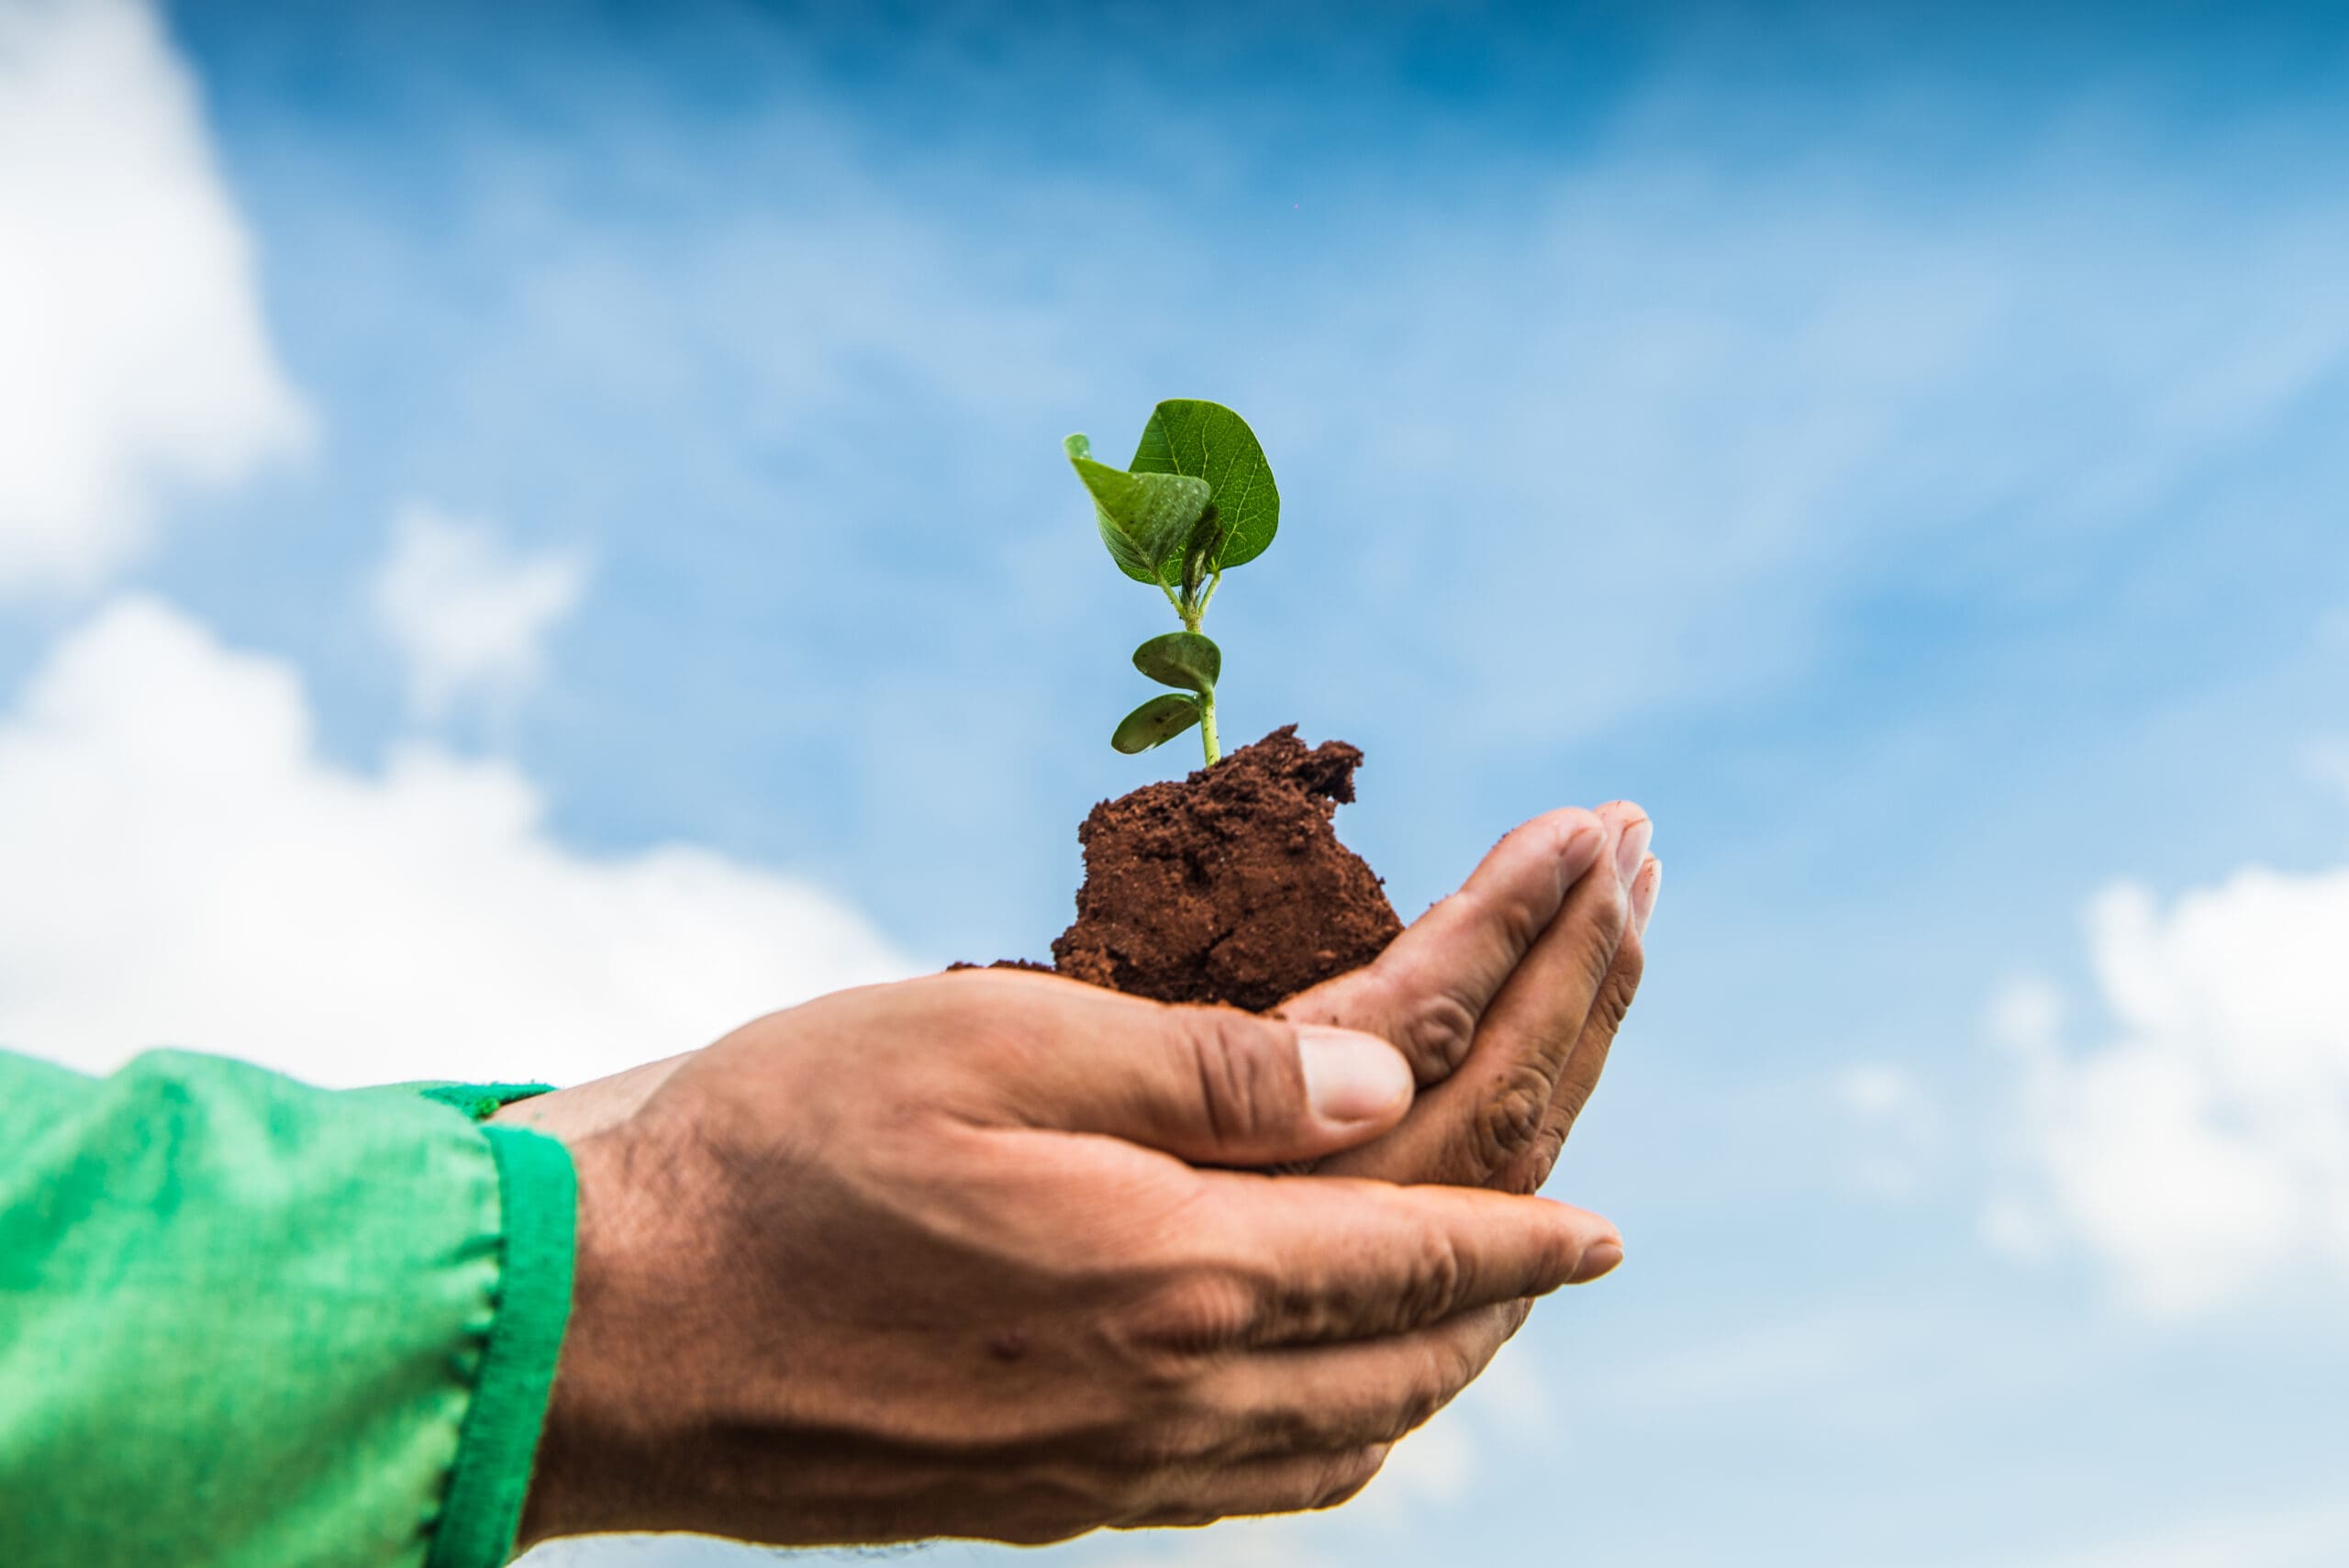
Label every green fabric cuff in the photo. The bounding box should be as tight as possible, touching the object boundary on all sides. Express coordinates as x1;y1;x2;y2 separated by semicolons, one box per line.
3;1052;524;1566
417;1083;558;1122
426;1123;576;1568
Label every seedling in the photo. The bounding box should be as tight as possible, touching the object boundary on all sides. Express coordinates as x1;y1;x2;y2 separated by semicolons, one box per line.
1065;399;1280;766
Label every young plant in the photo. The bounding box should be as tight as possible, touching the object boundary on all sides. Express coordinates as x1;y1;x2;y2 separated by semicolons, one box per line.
1065;399;1280;767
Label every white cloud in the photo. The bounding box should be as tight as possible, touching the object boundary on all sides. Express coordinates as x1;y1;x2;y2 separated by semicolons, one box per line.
372;505;591;722
0;596;914;1087
0;0;309;593
1991;866;2349;1316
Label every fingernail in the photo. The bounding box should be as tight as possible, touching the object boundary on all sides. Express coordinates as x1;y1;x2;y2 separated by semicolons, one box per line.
1631;857;1663;937
1569;1239;1625;1284
1614;816;1653;885
1297;1026;1413;1126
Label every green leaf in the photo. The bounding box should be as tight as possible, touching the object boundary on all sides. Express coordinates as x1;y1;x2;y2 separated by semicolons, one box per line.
1132;631;1221;694
1111;692;1202;753
1066;435;1212;585
1130;399;1280;572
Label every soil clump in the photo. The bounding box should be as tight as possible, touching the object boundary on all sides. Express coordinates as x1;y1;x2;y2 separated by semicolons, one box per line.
1042;726;1401;1011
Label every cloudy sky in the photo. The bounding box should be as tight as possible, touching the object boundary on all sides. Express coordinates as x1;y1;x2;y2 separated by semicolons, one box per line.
6;0;2349;1562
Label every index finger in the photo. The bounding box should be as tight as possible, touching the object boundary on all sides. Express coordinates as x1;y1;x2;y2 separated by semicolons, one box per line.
1179;1173;1623;1347
1281;807;1606;1083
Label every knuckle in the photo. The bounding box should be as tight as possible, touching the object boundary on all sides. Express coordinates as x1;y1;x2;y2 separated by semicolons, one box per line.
1379;1361;1454;1442
1111;1409;1224;1473
1502;1296;1535;1336
1314;1447;1389;1510
1614;932;1648;991
1390;982;1481;1083
1395;1229;1467;1330
1550;1072;1596;1133
1184;1010;1301;1145
1517;957;1645;1193
1520;1121;1568;1192
1592;951;1644;1035
1473;1059;1555;1173
994;1469;1136;1542
1475;881;1553;958
1121;1268;1259;1361
1571;892;1630;993
1396;1384;1444;1440
1462;1298;1528;1367
1426;1341;1479;1416
1129;1502;1222;1530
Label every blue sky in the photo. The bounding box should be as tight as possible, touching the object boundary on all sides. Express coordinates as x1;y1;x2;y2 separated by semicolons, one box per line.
7;1;2349;1562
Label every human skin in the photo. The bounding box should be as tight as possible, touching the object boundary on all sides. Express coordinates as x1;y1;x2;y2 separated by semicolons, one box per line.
494;801;1661;1184
496;801;1661;1546
512;973;1624;1548
1289;799;1659;1193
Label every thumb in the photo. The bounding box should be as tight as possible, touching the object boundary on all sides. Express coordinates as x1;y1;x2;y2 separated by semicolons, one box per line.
1015;998;1415;1166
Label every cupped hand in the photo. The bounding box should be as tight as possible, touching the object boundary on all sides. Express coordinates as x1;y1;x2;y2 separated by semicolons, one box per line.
496;801;1664;1195
517;970;1623;1550
1282;801;1659;1194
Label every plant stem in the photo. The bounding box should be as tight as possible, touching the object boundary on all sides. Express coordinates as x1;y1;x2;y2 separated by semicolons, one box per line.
1194;569;1222;621
1163;568;1219;762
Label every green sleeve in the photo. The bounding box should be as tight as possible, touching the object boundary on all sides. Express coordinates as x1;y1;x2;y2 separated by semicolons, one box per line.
0;1050;574;1568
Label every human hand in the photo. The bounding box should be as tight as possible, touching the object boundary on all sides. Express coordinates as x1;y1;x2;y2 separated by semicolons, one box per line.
516;970;1623;1550
498;801;1661;1192
1282;801;1659;1195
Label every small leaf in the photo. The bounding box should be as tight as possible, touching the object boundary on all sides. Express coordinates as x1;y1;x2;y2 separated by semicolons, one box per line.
1130;400;1279;572
1111;692;1202;753
1132;631;1221;694
1066;438;1212;586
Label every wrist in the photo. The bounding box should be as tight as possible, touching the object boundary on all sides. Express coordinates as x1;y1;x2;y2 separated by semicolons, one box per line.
515;1129;648;1547
489;1052;696;1143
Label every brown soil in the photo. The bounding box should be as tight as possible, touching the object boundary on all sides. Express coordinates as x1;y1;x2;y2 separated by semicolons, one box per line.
1042;726;1403;1011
